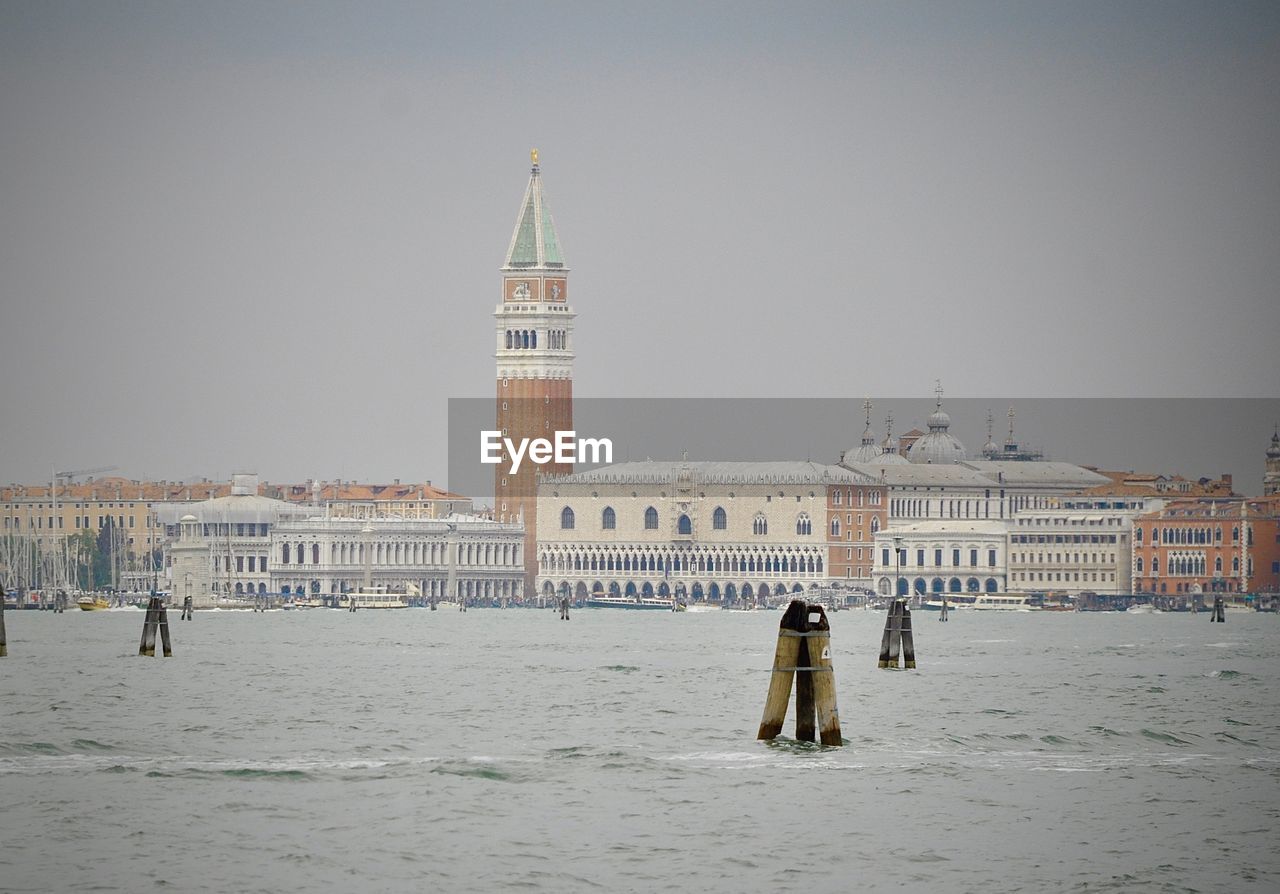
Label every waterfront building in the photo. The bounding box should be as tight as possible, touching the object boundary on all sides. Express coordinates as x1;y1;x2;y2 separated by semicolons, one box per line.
1133;496;1280;596
1;477;169;560
841;459;1109;523
269;514;524;602
494;151;574;597
535;460;885;603
154;474;311;597
1005;509;1137;595
872;520;1007;597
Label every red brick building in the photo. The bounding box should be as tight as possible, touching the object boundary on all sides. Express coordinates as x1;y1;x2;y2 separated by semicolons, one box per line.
1133;496;1280;596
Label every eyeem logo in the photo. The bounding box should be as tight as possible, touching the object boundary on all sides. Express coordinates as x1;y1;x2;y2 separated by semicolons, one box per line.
480;430;613;474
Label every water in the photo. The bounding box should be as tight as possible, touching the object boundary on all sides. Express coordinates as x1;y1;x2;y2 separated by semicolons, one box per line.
2;607;1278;893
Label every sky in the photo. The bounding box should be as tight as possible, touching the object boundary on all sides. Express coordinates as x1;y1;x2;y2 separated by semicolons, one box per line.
1;1;1277;492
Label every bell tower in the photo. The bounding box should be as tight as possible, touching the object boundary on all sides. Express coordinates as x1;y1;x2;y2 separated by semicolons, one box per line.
495;150;575;598
1265;429;1280;497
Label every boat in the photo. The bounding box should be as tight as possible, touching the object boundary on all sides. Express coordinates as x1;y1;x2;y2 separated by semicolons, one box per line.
921;599;957;612
586;593;677;610
343;587;409;609
1126;603;1155;614
76;594;111;611
971;593;1034;611
685;603;724;613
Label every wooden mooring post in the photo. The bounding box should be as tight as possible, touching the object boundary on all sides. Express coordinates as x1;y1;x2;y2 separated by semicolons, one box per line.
1;583;8;657
939;595;949;622
180;595;193;620
138;596;172;657
878;599;916;669
1211;595;1225;623
757;600;842;746
559;595;570;620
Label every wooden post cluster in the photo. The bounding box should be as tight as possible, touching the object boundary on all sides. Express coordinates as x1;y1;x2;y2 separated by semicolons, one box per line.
559;596;570;620
1211;595;1225;623
939;595;949;622
1;583;8;658
878;598;916;669
758;600;842;746
180;595;193;620
138;596;172;658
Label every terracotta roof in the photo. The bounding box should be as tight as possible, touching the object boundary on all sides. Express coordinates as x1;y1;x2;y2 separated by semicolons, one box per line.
3;479;467;503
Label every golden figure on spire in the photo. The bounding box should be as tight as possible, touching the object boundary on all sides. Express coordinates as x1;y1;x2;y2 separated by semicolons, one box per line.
531;148;539;166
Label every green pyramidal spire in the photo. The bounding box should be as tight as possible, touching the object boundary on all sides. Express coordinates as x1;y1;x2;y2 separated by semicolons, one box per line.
504;150;565;270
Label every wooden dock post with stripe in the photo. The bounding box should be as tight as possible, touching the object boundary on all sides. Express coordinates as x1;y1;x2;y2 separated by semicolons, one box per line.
1;583;8;657
939;595;949;622
180;595;193;620
138;596;172;657
757;600;842;746
878;599;917;669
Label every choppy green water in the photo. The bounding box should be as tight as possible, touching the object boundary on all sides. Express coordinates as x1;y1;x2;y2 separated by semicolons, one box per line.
2;607;1278;892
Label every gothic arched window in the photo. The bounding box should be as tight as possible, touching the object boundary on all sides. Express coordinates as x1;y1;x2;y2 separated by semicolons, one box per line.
644;506;658;530
561;506;575;530
712;506;726;530
602;506;616;530
678;514;692;535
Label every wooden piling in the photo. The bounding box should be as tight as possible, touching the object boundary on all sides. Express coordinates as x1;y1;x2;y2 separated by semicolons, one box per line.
181;595;193;620
138;599;158;657
878;599;917;669
939;596;949;622
899;601;917;669
1211;595;1225;623
1;583;8;658
157;600;172;658
794;631;816;743
805;604;841;746
757;600;807;740
877;600;892;667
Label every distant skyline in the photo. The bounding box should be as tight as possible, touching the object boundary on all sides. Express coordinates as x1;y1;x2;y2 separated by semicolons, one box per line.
2;2;1277;489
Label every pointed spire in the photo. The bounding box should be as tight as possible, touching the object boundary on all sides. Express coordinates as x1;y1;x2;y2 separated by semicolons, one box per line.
861;397;875;445
504;150;566;270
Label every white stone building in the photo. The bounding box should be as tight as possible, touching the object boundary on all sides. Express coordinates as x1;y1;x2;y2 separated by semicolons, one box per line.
157;474;310;599
536;460;876;604
269;515;524;602
1005;509;1138;595
873;520;1008;597
843;460;1110;524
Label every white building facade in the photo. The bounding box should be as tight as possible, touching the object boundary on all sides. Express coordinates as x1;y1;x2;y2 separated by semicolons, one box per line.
536;461;875;604
1006;509;1140;595
270;515;525;602
873;521;1008;597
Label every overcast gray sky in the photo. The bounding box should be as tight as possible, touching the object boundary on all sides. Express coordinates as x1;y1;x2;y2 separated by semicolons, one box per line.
2;1;1277;491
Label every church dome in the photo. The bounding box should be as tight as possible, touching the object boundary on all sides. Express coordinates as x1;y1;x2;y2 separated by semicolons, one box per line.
843;441;885;465
908;386;966;464
908;431;967;464
982;439;1000;458
1268;431;1280;460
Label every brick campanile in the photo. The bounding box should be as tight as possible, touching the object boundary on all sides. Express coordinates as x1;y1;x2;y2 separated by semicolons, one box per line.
495;150;575;598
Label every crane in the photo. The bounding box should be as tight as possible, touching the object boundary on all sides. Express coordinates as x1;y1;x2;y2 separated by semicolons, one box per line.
54;465;118;483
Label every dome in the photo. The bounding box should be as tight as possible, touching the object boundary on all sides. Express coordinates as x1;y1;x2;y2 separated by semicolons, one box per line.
843;442;884;465
907;431;967;464
927;409;951;430
1268;432;1280;460
874;451;910;466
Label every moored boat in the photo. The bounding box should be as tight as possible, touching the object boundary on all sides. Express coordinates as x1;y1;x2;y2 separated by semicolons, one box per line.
586;593;677;610
76;594;111;611
972;593;1034;611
